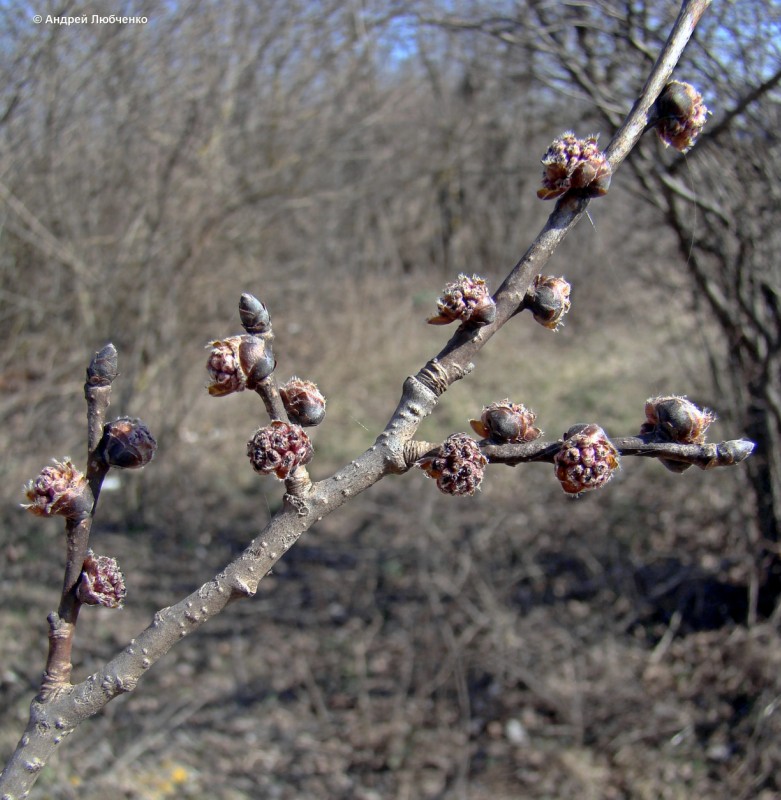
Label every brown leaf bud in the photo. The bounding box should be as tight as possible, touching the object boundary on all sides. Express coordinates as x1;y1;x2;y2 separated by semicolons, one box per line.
247;420;313;480
239;293;271;334
417;433;488;496
86;343;118;387
537;132;612;200
76;550;126;609
653;81;709;153
23;458;94;520
554;423;620;495
470;400;542;444
528;275;572;331
428;274;497;327
280;377;327;427
102;417;157;469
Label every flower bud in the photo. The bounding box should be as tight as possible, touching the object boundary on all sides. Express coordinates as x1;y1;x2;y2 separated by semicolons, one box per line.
102;417;157;469
76;550;126;609
239;293;271;334
247;420;314;480
538;132;611;200
417;433;488;496
554;423;620;495
206;337;246;397
653;81;709;153
640;396;715;444
528;275;571;331
428;274;496;327
23;458;94;520
470;400;541;444
280;377;327;427
207;335;275;396
239;335;276;390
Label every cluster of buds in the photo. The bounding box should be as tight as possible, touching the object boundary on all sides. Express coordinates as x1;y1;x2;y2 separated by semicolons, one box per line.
640;395;715;473
101;418;157;469
652;81;709;153
23;458;93;521
554;424;620;495
527;275;572;331
417;433;488;496
470;400;541;444
206;335;275;397
247;420;314;480
428;274;497;327
280;377;327;427
538;132;612;200
76;550;126;609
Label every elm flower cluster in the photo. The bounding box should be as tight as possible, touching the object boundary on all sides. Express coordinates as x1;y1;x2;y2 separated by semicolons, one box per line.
417;433;488;496
538;132;611;200
554;424;620;495
428;274;496;327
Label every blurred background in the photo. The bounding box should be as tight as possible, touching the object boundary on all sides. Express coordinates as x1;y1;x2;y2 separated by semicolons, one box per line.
1;1;780;797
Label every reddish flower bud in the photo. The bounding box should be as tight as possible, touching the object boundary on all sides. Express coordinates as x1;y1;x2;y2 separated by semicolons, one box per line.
470;400;542;444
640;396;715;444
247;420;313;480
23;458;94;520
537;132;612;200
280;377;327;427
206;336;246;397
528;275;572;331
653;81;709;153
554;424;620;495
428;274;496;326
417;433;488;496
76;550;126;609
102;417;157;469
207;335;275;397
239;335;276;390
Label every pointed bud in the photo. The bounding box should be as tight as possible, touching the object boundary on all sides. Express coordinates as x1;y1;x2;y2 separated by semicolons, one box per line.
538;132;611;200
417;433;488;496
247;420;313;480
239;293;271;334
76;550;126;609
528;275;572;331
470;400;541;443
23;458;94;520
86;343;118;387
280;377;327;427
428;274;496;326
554;423;620;495
102;418;157;469
653;81;709;153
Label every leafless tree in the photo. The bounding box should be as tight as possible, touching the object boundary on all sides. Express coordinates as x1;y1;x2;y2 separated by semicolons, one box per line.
415;0;781;618
1;2;760;795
